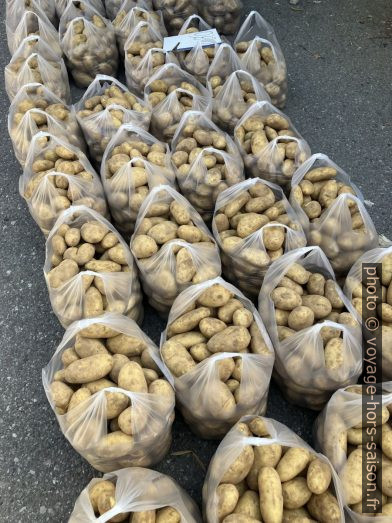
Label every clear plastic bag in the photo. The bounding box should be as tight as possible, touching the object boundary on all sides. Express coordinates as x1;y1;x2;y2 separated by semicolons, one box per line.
113;3;166;57
213;178;307;298
69;467;201;522
75;75;151;164
344;246;392;381
42;313;174;472
59;0;118;87
206;42;244;93
19;132;108;236
130;185;221;315
105;0;152;21
8;82;85;166
160;278;274;438
235;11;288;108
7;9;61;56
258;246;362;410
124;20;164;82
101;124;176;237
314;384;392;521
234;101;311;189
5;36;71;103
171;110;244;220
203;415;345;522
211;70;271;134
55;0;106;19
200;0;241;35
145;63;212;142
152;0;197;35
6;0;57;36
44;205;143;327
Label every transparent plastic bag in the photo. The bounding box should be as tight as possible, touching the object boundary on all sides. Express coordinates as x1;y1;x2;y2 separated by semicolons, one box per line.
7;9;61;56
206;42;244;93
75;75;151;164
199;0;242;35
19;132;108;236
43;313;174;472
344;246;392;380
130;185;221;315
59;0;118;87
8;82;84;166
211;70;270;134
5;36;70;103
170;110;244;221
145;63;212;142
101;124;176;237
125;46;179;94
124;20;164;80
213;177;307;298
160;277;274;438
258;246;362;410
314;384;392;521
152;0;197;35
234;101;311;189
44;205;143;327
105;0;152;21
235;11;288;108
113;3;166;57
6;0;57;38
203;415;345;522
69;467;201;522
55;0;106;19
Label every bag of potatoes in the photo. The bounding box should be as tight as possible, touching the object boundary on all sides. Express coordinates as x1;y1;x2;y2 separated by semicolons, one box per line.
43;313;175;472
213;178;307;298
258;246;363;410
124;19;164;76
6;0;57;26
130;185;221;314
5;35;71;103
314;384;392;520
55;0;106;19
144;62;212;142
8;82;84;166
101;124;176;237
203;414;345;522
235;11;288;108
152;0;197;35
44;205;143;327
206;43;244;95
75;75;151;164
234;101;311;189
160;278;274;438
290;153;377;275
59;0;118;87
19;132;108;235
113;4;166;57
69;467;202;522
344;246;392;380
199;0;242;35
171;110;244;220
105;0;153;21
211;70;270;135
7;9;62;56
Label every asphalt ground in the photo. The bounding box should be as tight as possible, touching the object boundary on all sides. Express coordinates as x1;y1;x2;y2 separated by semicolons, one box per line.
0;0;391;520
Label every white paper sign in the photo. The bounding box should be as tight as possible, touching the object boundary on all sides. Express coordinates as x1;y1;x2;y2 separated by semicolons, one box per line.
163;29;222;52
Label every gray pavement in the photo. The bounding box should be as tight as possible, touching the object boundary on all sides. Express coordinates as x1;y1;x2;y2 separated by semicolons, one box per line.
0;0;391;520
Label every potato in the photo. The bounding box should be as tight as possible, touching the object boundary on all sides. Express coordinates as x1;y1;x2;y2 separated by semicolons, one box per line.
217;483;240;520
258;466;284;522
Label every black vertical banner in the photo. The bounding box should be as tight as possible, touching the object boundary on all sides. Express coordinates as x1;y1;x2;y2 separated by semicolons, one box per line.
361;262;383;514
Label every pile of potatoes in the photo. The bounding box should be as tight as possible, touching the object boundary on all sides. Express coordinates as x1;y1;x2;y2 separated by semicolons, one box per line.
59;5;118;87
234;102;310;187
259;248;362;409
152;0;197;34
45;208;143;326
199;0;242;35
315;384;392;518
125;47;178;94
46;315;174;471
131;187;221;313
344;246;392;380
8;83;83;165
171;111;244;219
20;133;107;235
145;63;211;142
75;78;150;163
5;36;70;102
161;280;274;437
203;415;343;522
213;179;306;297
211;70;270;134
